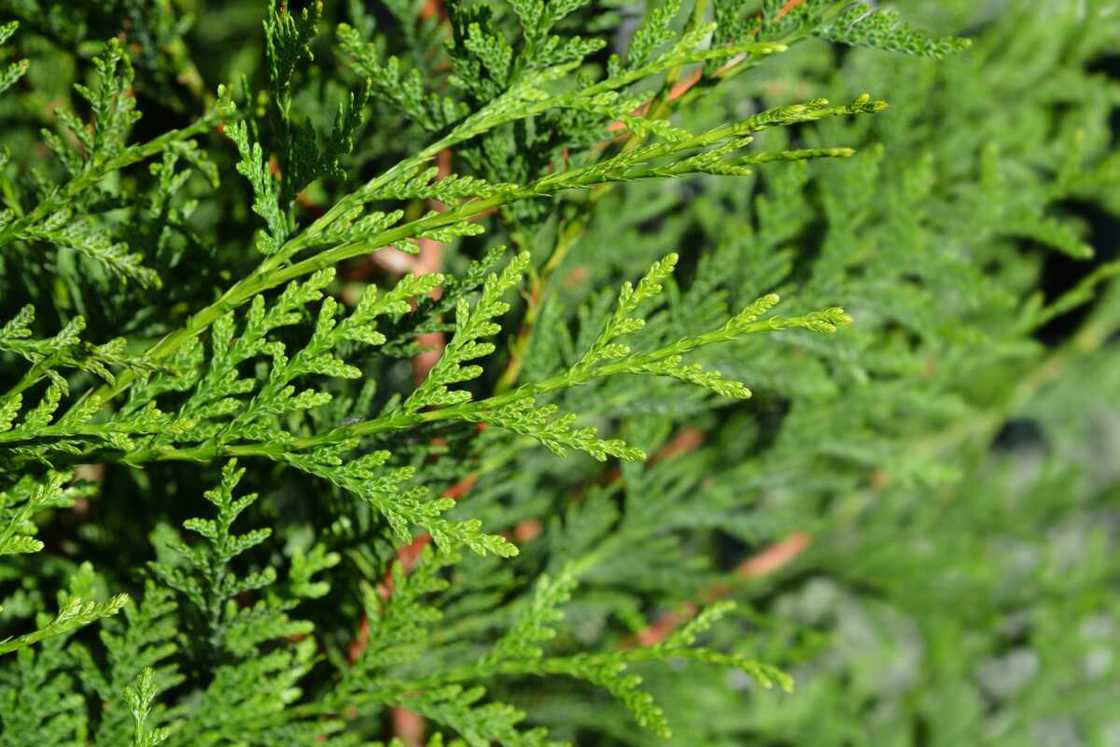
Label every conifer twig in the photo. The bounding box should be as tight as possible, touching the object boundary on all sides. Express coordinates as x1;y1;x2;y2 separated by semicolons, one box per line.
495;0;809;394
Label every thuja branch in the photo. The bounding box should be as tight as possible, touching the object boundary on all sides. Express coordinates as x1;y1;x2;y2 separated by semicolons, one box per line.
62;93;879;428
111;291;851;465
41;9;886;436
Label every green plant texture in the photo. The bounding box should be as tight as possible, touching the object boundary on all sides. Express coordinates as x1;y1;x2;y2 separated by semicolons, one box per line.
1;1;1118;745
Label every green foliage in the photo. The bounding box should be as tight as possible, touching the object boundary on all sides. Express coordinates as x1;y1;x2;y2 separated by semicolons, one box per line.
754;0;970;58
0;589;128;656
0;1;1117;745
230;120;290;256
0;21;26;96
125;668;172;747
815;5;972;58
407;252;531;413
0;474;126;657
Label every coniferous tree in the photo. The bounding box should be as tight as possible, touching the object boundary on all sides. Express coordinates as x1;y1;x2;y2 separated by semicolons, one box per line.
0;1;1117;744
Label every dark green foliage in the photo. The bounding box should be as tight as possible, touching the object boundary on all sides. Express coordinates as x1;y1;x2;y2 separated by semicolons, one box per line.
0;1;1117;745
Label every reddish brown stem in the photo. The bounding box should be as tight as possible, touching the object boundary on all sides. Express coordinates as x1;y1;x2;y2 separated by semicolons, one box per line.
626;532;813;648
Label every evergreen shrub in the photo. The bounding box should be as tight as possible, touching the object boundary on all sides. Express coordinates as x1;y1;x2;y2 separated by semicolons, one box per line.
1;1;1118;744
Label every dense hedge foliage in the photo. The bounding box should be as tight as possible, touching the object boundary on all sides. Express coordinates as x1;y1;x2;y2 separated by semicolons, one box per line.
1;1;1118;745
